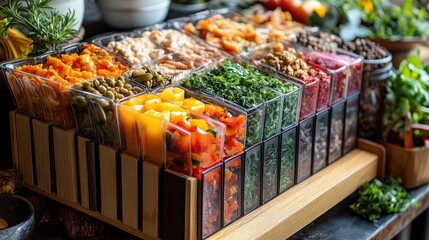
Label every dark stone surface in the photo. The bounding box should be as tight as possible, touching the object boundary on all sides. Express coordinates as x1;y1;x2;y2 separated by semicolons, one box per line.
290;184;429;240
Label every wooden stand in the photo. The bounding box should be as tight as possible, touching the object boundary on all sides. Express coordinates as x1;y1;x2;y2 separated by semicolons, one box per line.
14;113;34;185
77;136;91;208
53;126;78;203
32;119;52;193
10;111;382;240
10;111;161;240
208;148;379;240
121;153;139;229
142;161;160;239
163;170;198;240
99;144;119;220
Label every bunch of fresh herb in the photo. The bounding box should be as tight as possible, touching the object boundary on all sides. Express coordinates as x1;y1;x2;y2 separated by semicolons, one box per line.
350;177;416;222
383;53;429;147
0;0;79;54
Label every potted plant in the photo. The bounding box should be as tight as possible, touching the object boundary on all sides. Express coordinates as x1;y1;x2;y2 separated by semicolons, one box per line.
0;0;81;59
383;52;429;189
308;0;429;67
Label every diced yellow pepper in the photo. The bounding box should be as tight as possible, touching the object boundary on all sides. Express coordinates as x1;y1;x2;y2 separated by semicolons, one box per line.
158;87;185;102
181;98;205;114
189;119;209;131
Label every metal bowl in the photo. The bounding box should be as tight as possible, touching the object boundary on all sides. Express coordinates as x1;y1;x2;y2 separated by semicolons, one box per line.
0;194;35;240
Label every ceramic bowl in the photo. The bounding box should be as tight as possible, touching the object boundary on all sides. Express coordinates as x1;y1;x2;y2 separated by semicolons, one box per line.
98;0;170;29
97;0;168;9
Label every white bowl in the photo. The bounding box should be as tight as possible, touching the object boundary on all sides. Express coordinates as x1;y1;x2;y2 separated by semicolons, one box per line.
98;0;170;29
97;0;167;9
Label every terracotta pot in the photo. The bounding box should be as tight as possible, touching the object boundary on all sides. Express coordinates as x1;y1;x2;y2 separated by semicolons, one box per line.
387;143;429;189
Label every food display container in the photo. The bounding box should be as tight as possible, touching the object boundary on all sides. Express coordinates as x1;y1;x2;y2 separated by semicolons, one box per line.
242;7;305;43
155;86;246;159
135;22;227;68
128;53;197;90
303;52;349;106
328;101;346;164
91;31;167;67
223;154;243;226
181;59;287;147
343;93;360;155
199;163;222;239
297;116;314;183
359;68;392;141
245;43;322;120
2;43;131;130
69;76;145;149
313;108;329;174
243;144;261;215
262;134;280;204
172;8;267;56
279;125;297;193
118;92;225;176
336;49;364;96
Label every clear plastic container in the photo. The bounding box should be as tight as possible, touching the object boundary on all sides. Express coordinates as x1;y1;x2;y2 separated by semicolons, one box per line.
181;58;286;147
129;53;196;90
243;144;261;215
200;163;222;239
118;92;225;176
154;86;247;159
279;125;297;193
343;93;360;154
328;101;346;164
135;22;227;68
335;49;364;96
297;116;314;183
91;31;167;67
172;8;267;56
262;134;279;204
223;153;242;226
303;52;349;106
69;76;145;149
313;108;329;174
245;43;321;120
2;43;131;130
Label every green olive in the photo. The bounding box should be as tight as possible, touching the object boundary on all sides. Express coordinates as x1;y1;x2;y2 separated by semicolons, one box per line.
93;79;100;88
132;86;144;93
115;80;124;87
73;95;88;108
96;98;110;108
98;85;107;94
131;69;147;78
124;83;132;90
82;81;91;89
104;91;115;100
94;104;106;124
73;82;83;90
120;87;129;95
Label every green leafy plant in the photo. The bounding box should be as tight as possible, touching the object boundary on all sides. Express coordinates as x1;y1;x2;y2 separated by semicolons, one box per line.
0;0;79;54
383;53;429;148
350;177;416;222
310;0;429;41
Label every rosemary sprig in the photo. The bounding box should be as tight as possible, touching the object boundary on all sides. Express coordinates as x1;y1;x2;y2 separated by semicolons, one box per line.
0;0;79;54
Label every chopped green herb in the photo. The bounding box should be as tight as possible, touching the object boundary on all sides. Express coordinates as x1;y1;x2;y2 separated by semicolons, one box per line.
350;177;417;222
